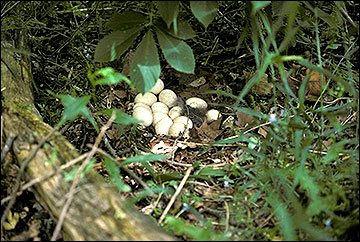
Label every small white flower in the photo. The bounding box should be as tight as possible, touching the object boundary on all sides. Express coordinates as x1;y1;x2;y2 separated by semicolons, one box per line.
183;203;190;211
269;113;277;123
325;218;331;228
224;181;230;188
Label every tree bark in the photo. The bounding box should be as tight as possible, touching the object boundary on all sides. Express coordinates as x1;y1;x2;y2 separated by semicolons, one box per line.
1;31;175;241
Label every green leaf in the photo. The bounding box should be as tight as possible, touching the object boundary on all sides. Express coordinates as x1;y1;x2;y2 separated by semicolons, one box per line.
315;7;338;29
129;186;172;203
94;26;141;62
121;154;169;177
154;18;196;40
91;67;133;88
157;1;179;29
196;167;225;177
267;193;296;240
164;216;227;240
211;133;248;145
238;54;273;100
103;156;131;192
322;139;348;164
190;1;219;28
57;95;99;132
251;1;271;14
154;172;183;182
130;31;161;94
121;154;169;166
106;11;147;31
156;27;195;74
294;129;303;162
173;20;196;39
100;109;139;126
297;170;325;217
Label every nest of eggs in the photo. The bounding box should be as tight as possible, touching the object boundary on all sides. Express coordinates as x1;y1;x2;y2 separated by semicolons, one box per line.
132;79;221;138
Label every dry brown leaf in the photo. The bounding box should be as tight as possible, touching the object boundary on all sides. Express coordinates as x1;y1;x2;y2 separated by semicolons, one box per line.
322;139;334;149
304;68;326;97
199;82;212;93
243;71;273;95
235;110;255;128
150;141;175;155
120;50;134;77
189;76;206;87
258;126;268;138
235;105;260;128
195;118;223;142
256;73;273;95
113;89;127;99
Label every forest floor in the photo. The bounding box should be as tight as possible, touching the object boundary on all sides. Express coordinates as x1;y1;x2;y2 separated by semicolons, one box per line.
1;1;359;241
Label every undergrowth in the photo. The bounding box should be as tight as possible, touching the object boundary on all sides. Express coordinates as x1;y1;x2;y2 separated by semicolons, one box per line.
1;1;359;240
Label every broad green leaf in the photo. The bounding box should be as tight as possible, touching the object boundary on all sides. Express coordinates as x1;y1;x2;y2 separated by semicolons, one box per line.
94;26;141;62
57;95;99;132
91;67;133;88
157;1;179;29
106;11;147;31
103;156;131;192
130;31;161;94
251;1;271;14
156;27;195;74
190;1;219;28
154;18;196;40
100;109;139;125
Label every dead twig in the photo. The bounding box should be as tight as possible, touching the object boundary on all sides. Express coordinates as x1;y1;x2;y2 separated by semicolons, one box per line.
1;132;16;164
51;111;116;241
158;166;193;224
87;144;155;197
1;152;89;205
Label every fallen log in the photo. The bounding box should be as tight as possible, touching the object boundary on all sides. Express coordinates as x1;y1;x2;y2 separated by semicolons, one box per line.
1;30;175;241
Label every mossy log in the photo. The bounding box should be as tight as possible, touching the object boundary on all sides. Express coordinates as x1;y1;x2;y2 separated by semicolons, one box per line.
1;32;175;240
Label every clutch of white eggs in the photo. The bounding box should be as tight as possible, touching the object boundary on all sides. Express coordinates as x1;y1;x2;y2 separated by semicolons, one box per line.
132;78;221;137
